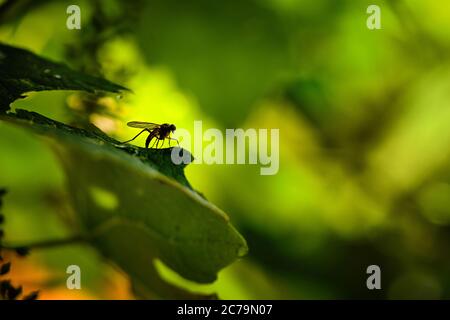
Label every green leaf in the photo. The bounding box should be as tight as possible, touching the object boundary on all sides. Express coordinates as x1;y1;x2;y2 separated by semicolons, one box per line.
1;109;248;298
0;42;128;110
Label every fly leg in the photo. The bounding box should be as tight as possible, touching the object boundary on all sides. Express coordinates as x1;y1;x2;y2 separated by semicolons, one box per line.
145;132;157;149
149;137;159;149
121;129;150;144
167;137;180;146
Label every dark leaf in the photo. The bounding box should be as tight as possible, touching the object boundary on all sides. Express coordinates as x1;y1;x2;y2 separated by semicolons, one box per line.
22;290;39;300
0;262;11;275
15;246;30;257
0;43;128;111
7;284;22;300
0;280;12;298
0;109;247;298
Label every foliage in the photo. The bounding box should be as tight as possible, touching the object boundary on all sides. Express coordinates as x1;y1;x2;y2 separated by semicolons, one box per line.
0;43;126;110
1;0;449;300
0;43;247;299
0;189;39;300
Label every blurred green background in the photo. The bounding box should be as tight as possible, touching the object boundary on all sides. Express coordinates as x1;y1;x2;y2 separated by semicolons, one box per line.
0;0;449;299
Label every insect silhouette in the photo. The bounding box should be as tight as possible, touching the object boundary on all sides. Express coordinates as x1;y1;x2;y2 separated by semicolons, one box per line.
121;121;179;149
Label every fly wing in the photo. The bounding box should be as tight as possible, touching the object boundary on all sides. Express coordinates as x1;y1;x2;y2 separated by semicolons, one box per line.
127;121;160;129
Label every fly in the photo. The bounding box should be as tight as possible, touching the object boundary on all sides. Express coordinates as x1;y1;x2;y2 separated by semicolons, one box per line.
121;121;179;149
